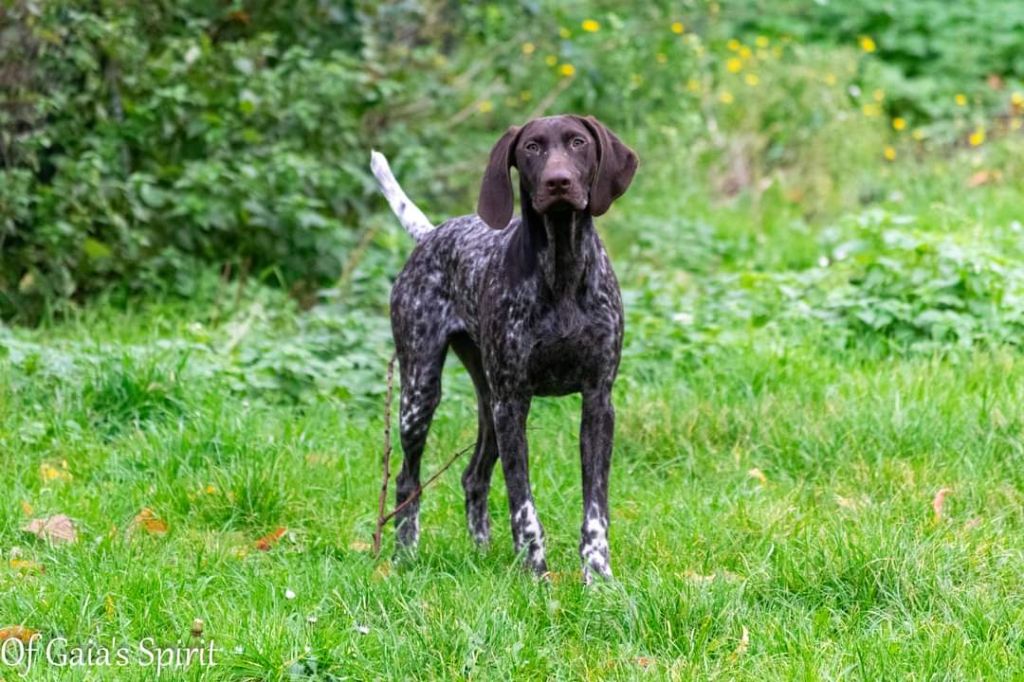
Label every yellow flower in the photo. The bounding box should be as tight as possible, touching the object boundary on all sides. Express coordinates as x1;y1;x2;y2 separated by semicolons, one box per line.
686;78;701;93
559;63;576;77
824;73;837;86
859;36;876;53
755;35;769;48
581;19;600;32
719;90;734;104
656;53;668;64
671;21;685;34
559;27;571;39
873;89;885;102
969;129;985;146
861;103;881;117
883;146;896;161
521;42;535;55
955;93;967;107
911;128;925;140
727;38;741;51
477;99;493;113
892;117;906;131
739;46;752;59
726;58;743;73
545;55;558;66
1011;92;1024;107
744;73;760;86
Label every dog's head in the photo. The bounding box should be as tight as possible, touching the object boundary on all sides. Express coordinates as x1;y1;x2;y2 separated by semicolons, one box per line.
477;115;638;229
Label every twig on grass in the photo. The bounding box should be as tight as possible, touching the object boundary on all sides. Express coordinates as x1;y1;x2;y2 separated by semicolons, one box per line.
372;353;473;557
372;353;397;557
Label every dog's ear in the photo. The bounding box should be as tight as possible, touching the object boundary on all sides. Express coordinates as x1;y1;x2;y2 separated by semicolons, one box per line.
477;125;521;229
576;116;638;216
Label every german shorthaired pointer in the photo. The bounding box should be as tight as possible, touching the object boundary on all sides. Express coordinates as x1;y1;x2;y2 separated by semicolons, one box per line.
371;115;637;583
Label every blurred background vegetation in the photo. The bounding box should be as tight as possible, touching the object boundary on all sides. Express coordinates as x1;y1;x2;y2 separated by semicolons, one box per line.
4;0;1024;401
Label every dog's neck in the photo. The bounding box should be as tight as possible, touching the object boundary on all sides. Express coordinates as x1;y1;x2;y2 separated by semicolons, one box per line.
516;194;596;299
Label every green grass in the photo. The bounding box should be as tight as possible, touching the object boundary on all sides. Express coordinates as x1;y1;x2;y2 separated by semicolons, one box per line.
5;123;1024;681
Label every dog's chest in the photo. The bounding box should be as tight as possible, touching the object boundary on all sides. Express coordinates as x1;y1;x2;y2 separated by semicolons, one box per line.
523;296;621;395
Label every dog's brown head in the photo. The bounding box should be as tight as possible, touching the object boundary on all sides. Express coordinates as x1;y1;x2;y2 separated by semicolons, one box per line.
477;115;638;230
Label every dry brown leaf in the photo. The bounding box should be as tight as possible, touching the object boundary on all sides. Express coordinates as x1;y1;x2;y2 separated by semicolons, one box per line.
681;570;717;584
932;487;954;522
9;558;44;574
747;467;767;485
968;170;992;188
731;626;750;659
835;495;858;510
0;625;39;643
540;570;573;583
22;515;77;544
633;656;656;669
131;508;169;535
254;527;287;551
349;540;371;552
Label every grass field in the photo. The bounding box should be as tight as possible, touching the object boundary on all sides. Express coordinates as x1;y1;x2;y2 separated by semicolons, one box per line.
6;128;1024;680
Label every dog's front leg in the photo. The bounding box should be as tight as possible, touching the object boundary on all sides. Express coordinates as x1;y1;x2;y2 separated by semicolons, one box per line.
580;386;614;584
492;397;548;575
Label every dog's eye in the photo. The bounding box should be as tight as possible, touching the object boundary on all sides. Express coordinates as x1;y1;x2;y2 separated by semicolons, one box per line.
524;141;541;153
571;137;587;149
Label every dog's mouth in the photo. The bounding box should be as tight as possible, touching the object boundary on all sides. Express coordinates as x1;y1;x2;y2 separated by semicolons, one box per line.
532;191;588;215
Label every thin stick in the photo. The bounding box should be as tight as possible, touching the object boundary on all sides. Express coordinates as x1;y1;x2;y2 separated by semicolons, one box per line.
376;443;474;528
372;353;397;557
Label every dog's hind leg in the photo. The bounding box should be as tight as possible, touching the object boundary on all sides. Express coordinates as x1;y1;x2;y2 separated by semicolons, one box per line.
393;341;446;554
451;333;499;547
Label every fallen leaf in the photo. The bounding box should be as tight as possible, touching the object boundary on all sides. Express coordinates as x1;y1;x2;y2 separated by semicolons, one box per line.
747;467;767;485
39;462;72;483
835;495;858;510
254;527;287;551
131;508;168;535
731;626;750;659
374;561;392;580
0;625;39;643
349;540;371;552
968;170;992;188
681;570;716;584
22;515;77;544
9;558;44;574
20;500;33;516
932;487;954;522
633;656;655;669
540;570;572;583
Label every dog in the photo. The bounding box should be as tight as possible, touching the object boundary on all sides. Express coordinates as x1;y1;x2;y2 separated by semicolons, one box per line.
371;114;637;582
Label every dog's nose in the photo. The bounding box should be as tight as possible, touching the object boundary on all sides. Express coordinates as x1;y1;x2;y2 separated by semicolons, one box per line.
544;172;572;194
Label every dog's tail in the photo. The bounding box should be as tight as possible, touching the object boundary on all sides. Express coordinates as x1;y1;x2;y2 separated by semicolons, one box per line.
370;150;434;242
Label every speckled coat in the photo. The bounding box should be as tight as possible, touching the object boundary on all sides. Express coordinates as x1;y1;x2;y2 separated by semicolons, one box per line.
373;115;637;583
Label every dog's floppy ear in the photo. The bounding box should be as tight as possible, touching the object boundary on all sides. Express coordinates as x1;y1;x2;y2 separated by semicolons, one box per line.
477;125;521;229
577;116;638;216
